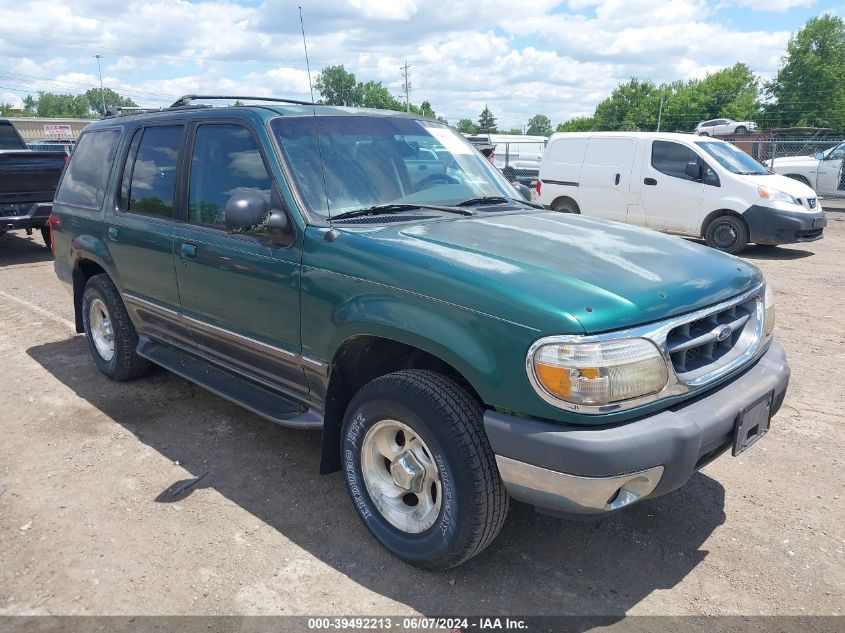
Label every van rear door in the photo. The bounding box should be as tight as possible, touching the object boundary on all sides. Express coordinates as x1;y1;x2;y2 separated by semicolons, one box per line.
578;137;635;223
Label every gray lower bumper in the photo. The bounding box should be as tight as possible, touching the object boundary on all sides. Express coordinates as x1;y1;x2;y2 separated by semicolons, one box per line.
485;341;790;514
0;202;52;231
743;205;826;245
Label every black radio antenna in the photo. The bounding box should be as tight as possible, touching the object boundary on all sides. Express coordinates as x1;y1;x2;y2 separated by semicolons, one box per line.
299;6;336;237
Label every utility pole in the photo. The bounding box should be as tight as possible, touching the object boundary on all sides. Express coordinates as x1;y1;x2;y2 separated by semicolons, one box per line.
94;54;106;115
400;62;411;113
656;92;665;132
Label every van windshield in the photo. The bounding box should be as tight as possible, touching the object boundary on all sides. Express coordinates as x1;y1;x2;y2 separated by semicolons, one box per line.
271;116;513;217
696;141;770;175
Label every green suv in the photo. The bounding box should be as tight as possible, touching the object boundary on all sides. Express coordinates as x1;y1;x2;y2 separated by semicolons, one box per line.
50;96;790;569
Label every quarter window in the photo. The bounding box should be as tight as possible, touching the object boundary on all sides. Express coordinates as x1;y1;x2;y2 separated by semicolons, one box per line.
121;125;184;218
55;129;120;209
188;124;273;229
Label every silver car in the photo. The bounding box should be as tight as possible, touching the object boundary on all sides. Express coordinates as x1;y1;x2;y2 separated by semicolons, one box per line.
695;118;757;136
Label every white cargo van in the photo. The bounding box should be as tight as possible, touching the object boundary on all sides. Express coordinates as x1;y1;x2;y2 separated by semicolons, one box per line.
536;132;827;254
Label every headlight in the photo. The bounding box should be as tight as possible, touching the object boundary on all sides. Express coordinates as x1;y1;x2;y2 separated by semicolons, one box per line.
758;186;798;205
764;283;775;337
529;338;668;407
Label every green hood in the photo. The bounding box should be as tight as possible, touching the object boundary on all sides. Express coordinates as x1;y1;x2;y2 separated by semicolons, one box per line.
326;211;762;335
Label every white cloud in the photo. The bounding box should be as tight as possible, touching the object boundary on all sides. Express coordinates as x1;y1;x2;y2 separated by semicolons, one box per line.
0;0;812;127
1;91;24;108
727;0;815;11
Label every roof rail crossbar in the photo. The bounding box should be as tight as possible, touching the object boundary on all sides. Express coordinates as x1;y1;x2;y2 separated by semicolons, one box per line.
170;95;314;108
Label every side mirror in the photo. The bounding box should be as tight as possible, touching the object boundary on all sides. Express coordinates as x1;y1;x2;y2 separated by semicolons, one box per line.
267;210;293;248
512;181;531;201
225;194;268;232
815;151;825;161
684;161;701;180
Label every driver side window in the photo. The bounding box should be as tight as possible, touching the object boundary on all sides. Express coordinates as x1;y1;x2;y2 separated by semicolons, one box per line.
188;124;273;230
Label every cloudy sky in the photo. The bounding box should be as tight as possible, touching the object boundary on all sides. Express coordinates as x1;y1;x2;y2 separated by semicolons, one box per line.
0;0;840;128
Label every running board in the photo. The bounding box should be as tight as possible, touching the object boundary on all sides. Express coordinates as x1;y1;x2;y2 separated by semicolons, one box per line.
137;339;323;429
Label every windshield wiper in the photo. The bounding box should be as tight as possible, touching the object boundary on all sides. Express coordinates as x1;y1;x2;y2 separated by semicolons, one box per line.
331;203;474;221
456;196;543;209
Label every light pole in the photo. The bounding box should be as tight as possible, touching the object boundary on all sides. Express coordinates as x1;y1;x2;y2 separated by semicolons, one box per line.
94;54;105;115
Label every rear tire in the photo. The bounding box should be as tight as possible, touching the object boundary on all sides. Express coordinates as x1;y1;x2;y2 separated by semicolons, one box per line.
40;226;51;250
81;274;150;381
552;199;580;214
705;215;749;255
341;370;508;569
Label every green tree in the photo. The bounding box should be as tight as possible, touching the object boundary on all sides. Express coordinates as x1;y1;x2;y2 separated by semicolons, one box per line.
456;118;477;133
660;64;760;132
593;78;661;131
526;114;552;136
85;87;137;116
477;105;497;133
556;116;598;132
33;92;91;118
417;100;435;118
359;80;402;110
765;15;845;129
315;65;360;106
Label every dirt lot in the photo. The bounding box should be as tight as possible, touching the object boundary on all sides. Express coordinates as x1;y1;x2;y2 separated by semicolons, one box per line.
0;217;843;619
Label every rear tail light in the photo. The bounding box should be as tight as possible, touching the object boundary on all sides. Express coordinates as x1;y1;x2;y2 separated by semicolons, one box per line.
536;179;542;196
47;212;61;256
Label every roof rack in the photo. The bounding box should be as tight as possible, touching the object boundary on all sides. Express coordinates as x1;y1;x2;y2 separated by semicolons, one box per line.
170;94;314;108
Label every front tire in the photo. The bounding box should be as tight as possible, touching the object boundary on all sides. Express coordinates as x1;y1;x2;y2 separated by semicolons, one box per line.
81;274;150;381
341;370;508;569
552;199;580;214
705;215;749;255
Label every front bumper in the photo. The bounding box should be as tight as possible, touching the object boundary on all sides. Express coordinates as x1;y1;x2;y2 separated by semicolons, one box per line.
484;341;790;515
743;205;826;245
0;202;52;231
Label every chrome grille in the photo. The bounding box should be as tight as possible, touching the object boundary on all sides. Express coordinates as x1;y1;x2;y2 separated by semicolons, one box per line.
666;295;761;383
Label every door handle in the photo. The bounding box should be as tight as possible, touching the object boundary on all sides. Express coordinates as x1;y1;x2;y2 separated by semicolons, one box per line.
615;173;621;185
644;177;657;186
107;226;119;240
180;243;197;259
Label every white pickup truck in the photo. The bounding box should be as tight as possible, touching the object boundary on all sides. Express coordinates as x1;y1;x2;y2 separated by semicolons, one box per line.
771;142;845;199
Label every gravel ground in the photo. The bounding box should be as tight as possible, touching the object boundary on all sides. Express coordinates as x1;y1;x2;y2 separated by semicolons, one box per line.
0;217;843;619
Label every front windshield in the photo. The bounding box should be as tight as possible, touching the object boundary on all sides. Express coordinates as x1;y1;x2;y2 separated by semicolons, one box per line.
823;142;845;160
696;141;769;175
271;116;515;217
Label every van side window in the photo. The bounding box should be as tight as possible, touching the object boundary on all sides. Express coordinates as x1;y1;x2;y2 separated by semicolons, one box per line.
651;141;700;182
55;129;120;209
121;125;184;218
188;124;273;230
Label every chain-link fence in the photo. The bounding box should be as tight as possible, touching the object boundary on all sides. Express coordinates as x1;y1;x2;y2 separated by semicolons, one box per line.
721;136;845;208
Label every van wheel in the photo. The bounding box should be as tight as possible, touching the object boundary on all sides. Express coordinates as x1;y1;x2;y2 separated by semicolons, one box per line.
81;274;150;381
341;370;508;569
552;199;580;214
705;215;748;255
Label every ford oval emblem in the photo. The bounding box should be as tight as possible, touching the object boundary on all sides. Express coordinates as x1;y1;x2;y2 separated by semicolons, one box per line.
715;325;732;342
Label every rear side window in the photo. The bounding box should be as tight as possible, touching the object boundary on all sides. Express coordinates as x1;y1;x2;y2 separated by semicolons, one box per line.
120;125;184;218
0;122;25;150
55;129;120;209
651;141;700;181
188;124;273;228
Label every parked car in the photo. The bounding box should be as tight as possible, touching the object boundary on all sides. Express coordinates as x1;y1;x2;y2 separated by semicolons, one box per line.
51;99;789;569
770;141;845;199
536;132;826;254
466;133;546;184
0;119;67;248
695;119;757;136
